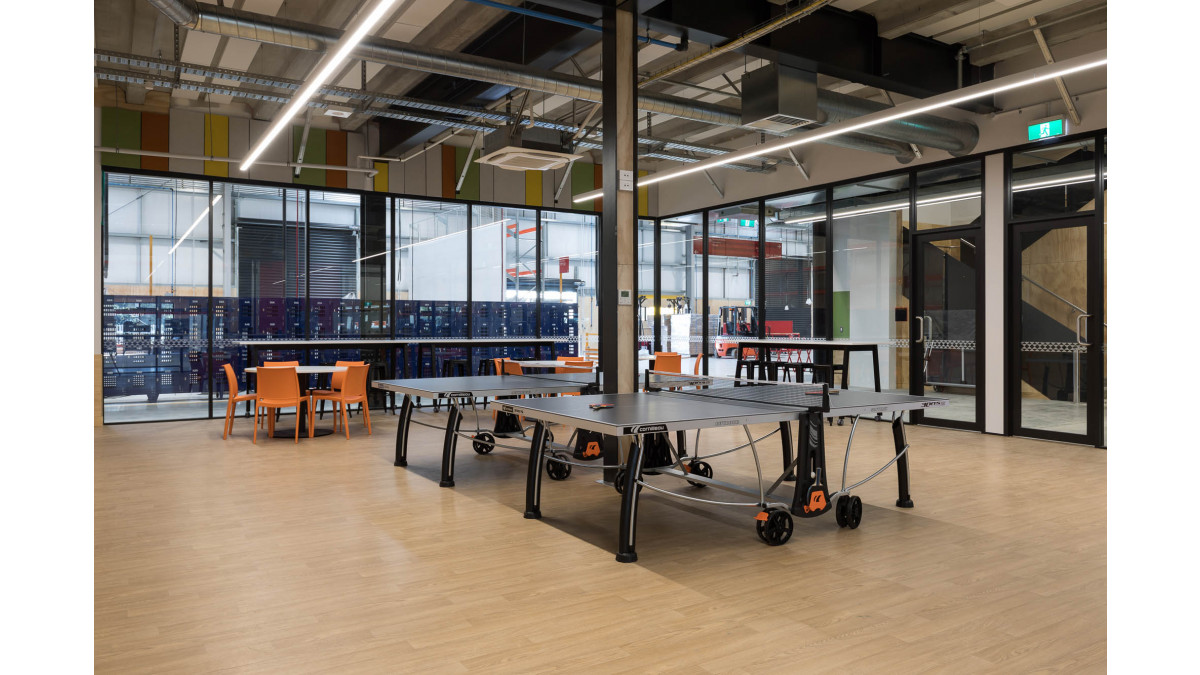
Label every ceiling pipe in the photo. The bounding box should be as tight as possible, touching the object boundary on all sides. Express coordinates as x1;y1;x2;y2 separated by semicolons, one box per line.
95;146;379;176
458;0;681;50
144;0;976;156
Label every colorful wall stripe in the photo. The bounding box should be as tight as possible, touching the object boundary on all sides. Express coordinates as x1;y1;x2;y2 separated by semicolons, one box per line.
455;146;481;202
203;113;229;178
98;107;650;215
524;170;543;207
100;108;141;169
140;113;169;172
325;130;347;189
373;161;389;192
291;125;325;187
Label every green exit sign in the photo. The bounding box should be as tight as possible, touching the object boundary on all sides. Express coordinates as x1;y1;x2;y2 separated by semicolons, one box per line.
1028;118;1065;141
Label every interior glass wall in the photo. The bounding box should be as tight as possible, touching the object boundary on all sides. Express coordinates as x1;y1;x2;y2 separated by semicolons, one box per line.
103;174;214;422
659;212;704;373
1011;138;1097;218
637;219;656;353
541;210;596;360
471;205;537;369
395;199;467;376
830;175;910;393
764;189;826;351
707;203;759;376
916;161;982;230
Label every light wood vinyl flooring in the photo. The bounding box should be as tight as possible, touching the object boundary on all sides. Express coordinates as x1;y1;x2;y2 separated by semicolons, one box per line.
96;407;1106;673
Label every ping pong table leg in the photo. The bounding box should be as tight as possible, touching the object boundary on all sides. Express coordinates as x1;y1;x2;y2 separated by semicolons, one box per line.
394;394;413;467
524;422;549;519
617;434;646;563
892;416;914;508
439;401;463;487
779;421;795;481
675;430;688;458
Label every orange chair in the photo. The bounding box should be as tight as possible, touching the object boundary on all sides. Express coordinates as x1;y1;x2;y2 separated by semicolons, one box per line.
259;361;301;425
501;360;524;375
653;352;681;374
221;364;258;440
310;364;372;439
254;366;305;444
310;360;364;419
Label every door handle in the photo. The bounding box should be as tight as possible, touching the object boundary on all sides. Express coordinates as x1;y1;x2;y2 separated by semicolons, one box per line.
913;315;925;344
1076;314;1091;346
923;315;934;343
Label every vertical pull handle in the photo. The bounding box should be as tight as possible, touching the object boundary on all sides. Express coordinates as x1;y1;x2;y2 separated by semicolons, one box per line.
913;316;925;344
923;315;933;342
1076;314;1091;346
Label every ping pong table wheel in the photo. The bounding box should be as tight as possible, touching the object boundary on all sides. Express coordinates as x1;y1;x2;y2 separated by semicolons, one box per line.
613;469;627;494
846;496;862;529
835;496;850;528
545;453;572;480
755;508;793;546
472;432;495;455
686;461;713;487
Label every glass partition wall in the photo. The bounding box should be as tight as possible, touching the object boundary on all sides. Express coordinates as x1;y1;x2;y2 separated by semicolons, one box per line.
659;212;704;374
102;171;598;423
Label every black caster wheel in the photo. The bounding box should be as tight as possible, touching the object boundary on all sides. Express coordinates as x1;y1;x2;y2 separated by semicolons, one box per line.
613;469;626;494
834;495;850;528
545;453;572;480
686;461;713;487
847;495;863;529
755;508;794;546
472;432;495;455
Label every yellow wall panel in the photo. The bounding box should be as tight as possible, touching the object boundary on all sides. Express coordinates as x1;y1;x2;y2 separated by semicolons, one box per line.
525;171;543;207
373;162;389;192
203;113;229;177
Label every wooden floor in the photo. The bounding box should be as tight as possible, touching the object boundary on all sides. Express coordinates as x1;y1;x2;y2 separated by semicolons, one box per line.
96;407;1106;673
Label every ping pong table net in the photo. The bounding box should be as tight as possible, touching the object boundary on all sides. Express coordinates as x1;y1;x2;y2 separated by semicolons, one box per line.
643;370;831;414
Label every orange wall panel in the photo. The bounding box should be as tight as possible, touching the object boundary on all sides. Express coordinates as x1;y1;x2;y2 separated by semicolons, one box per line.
326;129;347;189
140;112;169;172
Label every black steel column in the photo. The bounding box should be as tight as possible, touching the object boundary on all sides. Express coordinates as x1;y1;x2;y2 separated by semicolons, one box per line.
653;217;662;353
757;199;766;339
207;180;215;419
701;210;709;375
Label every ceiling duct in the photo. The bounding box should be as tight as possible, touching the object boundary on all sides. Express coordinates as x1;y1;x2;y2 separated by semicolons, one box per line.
476;125;583;172
144;0;976;158
740;63;819;133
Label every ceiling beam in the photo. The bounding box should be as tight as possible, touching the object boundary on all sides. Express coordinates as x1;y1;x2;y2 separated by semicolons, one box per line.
875;0;989;40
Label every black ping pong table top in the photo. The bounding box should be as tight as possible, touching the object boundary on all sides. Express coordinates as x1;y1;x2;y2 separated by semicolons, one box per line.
372;372;599;398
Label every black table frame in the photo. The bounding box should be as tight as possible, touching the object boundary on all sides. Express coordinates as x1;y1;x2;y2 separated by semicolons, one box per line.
737;340;882;393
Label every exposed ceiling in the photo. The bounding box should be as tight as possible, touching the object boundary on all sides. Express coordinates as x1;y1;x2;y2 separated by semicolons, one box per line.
94;0;1107;174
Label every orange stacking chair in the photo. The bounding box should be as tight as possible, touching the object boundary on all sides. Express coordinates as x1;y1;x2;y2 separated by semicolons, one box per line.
310;360;364;419
260;361;301;425
556;359;592;397
501;359;524;375
221;364;258;440
311;364;372;439
653;352;681;374
254;366;305;444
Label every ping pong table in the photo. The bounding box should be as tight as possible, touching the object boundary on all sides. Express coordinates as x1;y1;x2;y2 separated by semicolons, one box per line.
503;372;947;563
372;372;600;487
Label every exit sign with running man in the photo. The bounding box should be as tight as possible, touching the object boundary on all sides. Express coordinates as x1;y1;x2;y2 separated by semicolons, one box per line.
1027;117;1066;142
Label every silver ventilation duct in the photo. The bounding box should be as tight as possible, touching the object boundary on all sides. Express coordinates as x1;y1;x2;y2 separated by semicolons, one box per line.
143;0;969;157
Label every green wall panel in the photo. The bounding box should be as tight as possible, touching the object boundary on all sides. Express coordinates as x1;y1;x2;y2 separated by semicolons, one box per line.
832;291;850;339
454;146;480;202
100;108;141;169
571;162;596;212
291;126;327;186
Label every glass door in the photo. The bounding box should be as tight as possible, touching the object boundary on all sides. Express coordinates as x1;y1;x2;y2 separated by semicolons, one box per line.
910;228;982;429
1009;218;1103;445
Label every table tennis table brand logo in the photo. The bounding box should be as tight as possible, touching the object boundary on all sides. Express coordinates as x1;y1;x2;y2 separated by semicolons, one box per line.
440;392;473;398
627;424;667;434
716;420;740;427
500;404;518;414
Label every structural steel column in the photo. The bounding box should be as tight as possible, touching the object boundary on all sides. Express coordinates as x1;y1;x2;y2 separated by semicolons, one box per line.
600;1;637;394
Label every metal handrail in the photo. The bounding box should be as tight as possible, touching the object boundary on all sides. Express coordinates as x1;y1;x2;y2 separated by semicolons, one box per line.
1022;274;1107;327
1022;274;1085;315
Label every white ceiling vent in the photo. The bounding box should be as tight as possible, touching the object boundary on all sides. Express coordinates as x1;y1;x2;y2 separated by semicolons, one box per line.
476;125;583;172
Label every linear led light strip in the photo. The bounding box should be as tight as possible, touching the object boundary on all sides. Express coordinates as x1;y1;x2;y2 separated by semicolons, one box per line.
574;50;1107;203
240;0;403;172
144;195;222;281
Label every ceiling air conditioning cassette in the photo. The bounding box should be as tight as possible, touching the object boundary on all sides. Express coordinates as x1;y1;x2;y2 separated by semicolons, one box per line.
476;125;583;172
